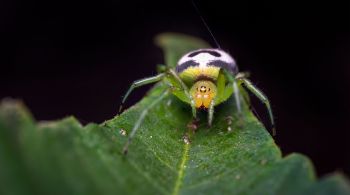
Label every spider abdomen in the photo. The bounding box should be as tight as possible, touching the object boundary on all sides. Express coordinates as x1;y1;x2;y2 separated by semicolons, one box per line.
176;48;238;85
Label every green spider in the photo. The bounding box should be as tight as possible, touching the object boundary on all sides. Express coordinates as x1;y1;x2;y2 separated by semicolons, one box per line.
119;36;275;154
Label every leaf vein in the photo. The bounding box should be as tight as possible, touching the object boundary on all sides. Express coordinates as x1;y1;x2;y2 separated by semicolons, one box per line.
172;142;190;195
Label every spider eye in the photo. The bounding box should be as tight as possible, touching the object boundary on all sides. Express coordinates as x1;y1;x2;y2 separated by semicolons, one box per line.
199;86;207;93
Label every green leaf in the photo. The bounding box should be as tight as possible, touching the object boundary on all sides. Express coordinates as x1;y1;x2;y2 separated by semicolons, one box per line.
0;33;350;195
155;32;211;67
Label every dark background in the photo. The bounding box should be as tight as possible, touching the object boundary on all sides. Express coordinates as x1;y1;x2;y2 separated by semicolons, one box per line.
0;0;349;177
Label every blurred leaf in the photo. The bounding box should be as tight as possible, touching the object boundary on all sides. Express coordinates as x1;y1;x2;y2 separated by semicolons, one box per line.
0;33;349;195
155;32;210;67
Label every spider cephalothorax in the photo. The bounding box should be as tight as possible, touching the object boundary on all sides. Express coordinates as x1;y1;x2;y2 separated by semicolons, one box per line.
190;80;217;108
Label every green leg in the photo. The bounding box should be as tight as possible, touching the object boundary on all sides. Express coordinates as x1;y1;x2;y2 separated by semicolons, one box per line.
239;78;276;135
168;69;197;118
119;73;165;113
233;80;242;114
222;69;243;115
208;100;215;126
123;89;170;154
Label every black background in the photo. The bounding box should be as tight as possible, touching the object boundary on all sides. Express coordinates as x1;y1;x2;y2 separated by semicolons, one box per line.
0;0;349;177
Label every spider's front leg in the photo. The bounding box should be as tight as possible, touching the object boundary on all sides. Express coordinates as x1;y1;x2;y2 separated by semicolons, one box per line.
119;73;166;113
168;69;197;119
215;69;245;130
237;77;276;135
208;99;215;127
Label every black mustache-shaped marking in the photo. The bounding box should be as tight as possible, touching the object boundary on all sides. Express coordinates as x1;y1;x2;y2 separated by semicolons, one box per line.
188;50;221;57
176;59;238;74
208;60;238;74
176;60;200;73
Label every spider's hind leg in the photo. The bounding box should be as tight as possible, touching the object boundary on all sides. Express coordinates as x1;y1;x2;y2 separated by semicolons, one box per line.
123;88;170;155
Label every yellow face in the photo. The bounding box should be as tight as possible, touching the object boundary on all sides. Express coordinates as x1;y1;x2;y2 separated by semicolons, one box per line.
190;80;217;109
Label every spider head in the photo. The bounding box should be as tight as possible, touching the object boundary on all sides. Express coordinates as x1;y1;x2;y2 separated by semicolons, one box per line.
190;80;217;109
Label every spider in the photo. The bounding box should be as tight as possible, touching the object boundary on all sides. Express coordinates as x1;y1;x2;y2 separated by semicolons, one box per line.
120;48;275;154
